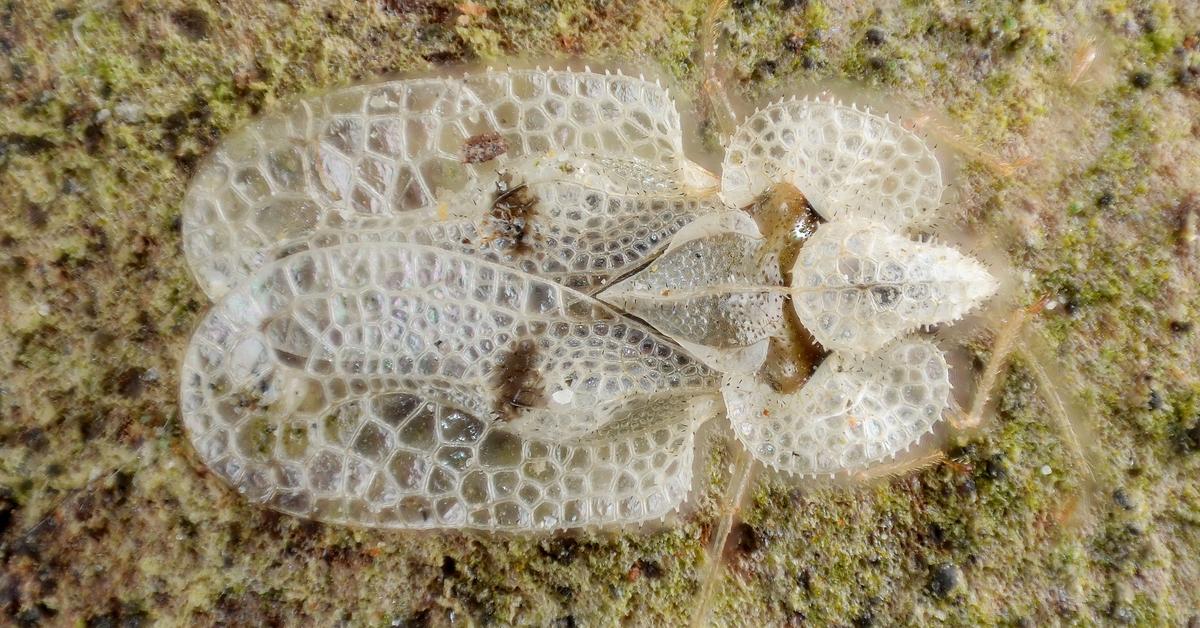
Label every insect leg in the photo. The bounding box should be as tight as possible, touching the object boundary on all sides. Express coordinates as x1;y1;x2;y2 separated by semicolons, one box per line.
954;296;1049;429
691;440;755;628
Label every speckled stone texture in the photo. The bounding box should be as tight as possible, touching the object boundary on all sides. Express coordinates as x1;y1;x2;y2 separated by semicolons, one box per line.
2;0;1200;625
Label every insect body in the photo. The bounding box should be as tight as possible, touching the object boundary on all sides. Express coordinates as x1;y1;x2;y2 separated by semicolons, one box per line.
179;67;996;531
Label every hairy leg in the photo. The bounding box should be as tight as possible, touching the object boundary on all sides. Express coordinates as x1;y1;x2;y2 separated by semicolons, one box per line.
853;451;949;482
955;296;1050;429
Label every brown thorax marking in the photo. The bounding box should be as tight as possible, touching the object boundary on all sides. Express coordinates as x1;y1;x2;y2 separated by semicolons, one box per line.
743;181;823;281
743;182;829;393
761;309;828;394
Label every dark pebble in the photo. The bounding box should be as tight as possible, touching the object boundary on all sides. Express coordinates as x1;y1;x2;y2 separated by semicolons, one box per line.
865;28;886;46
539;538;578;565
929;563;960;597
637;559;664;579
1148;390;1163;411
1112;488;1135;510
984;454;1007;481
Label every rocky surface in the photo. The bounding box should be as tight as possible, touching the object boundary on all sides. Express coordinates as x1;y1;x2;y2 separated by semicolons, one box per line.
1;0;1198;624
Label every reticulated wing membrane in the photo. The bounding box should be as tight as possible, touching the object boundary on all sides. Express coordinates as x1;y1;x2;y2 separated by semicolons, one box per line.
180;244;719;530
720;99;944;227
262;171;725;295
723;338;950;476
598;211;785;373
790;220;997;354
182;69;701;298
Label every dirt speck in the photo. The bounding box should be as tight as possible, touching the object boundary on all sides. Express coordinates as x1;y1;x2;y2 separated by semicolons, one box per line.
462;132;508;164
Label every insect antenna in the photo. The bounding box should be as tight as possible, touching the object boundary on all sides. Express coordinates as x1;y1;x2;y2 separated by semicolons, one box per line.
698;0;739;139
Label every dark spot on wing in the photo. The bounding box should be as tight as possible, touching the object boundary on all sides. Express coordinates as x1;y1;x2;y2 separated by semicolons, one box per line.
488;172;540;255
491;333;546;422
461;131;508;164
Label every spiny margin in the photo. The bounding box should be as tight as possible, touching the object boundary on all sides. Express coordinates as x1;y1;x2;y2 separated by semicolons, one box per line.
181;68;693;299
720;337;952;477
720;96;945;228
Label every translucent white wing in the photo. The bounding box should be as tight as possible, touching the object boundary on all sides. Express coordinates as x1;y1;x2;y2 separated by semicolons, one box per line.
261;170;724;295
182;69;711;298
790;220;997;354
720;98;944;227
597;211;785;373
722;338;950;476
180;243;720;530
